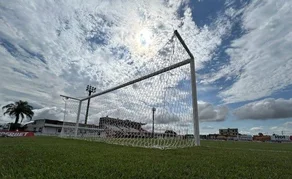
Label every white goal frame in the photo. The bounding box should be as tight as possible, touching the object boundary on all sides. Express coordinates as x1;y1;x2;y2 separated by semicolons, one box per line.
61;30;200;146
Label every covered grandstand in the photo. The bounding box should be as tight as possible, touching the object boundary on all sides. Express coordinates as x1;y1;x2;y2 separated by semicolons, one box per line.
99;116;151;138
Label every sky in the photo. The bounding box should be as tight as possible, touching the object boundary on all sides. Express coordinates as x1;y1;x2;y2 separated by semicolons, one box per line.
0;0;291;136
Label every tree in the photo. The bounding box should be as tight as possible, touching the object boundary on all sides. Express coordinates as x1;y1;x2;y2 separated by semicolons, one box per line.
2;100;34;124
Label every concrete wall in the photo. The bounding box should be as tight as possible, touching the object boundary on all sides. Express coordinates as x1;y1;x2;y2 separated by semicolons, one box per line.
43;127;61;134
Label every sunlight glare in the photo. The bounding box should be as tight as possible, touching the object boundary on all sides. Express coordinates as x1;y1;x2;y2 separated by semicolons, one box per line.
138;28;153;47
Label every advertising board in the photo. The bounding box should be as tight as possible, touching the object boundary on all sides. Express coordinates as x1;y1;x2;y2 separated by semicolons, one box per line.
271;135;290;141
0;131;34;137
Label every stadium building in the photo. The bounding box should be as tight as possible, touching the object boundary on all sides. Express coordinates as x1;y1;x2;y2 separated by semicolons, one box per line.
98;116;149;138
98;116;178;138
23;117;180;138
23;117;149;137
219;128;239;136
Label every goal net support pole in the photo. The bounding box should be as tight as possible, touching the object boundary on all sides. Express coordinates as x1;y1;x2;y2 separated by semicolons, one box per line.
190;58;200;146
174;30;200;146
75;100;82;137
60;95;82;138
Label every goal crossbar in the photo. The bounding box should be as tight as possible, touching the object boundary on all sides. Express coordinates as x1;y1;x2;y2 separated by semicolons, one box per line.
60;95;81;101
81;59;191;101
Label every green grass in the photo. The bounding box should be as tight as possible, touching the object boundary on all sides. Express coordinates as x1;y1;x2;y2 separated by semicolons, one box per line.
0;137;292;179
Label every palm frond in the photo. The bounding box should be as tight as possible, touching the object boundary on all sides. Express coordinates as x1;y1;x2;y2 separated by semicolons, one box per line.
26;114;33;120
22;109;34;115
2;103;15;110
3;107;15;116
8;110;16;116
9;111;17;116
20;110;33;120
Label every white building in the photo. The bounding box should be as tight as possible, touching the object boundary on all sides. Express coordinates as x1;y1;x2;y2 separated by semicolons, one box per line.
24;119;101;135
236;135;253;141
24;119;63;134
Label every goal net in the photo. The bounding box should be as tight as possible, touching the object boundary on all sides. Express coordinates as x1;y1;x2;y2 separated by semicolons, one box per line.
60;30;200;149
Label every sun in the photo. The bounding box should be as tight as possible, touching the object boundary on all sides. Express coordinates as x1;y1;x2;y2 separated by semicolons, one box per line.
127;27;157;57
137;28;153;47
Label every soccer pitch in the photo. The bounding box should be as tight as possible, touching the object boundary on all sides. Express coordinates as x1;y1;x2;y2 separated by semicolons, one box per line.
0;137;291;178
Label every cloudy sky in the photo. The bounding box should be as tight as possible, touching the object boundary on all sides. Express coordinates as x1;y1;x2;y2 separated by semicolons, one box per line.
0;0;291;135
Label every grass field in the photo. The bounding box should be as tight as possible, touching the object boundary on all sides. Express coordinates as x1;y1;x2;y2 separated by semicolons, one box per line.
0;137;292;179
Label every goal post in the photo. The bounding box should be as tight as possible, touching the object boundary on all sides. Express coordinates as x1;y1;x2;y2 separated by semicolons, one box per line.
60;30;200;148
60;95;105;139
174;30;200;146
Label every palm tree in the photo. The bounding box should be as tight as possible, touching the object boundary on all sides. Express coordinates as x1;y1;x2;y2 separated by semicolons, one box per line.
2;100;34;124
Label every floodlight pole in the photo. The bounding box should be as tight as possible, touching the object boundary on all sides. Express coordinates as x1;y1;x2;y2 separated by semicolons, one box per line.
85;85;96;124
174;30;200;146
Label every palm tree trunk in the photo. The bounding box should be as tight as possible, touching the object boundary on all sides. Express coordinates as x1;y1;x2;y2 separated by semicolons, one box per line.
15;114;19;124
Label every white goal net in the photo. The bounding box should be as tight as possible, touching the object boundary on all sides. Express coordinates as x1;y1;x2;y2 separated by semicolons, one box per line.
60;30;200;149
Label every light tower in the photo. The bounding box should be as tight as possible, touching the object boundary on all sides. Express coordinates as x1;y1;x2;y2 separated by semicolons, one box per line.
85;85;96;124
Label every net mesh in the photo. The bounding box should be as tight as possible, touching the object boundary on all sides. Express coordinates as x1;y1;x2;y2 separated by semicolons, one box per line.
61;32;196;149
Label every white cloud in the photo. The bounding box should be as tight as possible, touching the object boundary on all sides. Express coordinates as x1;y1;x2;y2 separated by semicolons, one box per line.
207;1;292;103
202;125;214;129
0;0;231;104
233;98;292;120
32;106;87;124
0;113;13;124
283;122;292;128
198;101;228;122
32;107;64;121
199;126;218;135
239;130;251;135
155;113;180;124
250;126;263;132
269;122;292;135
